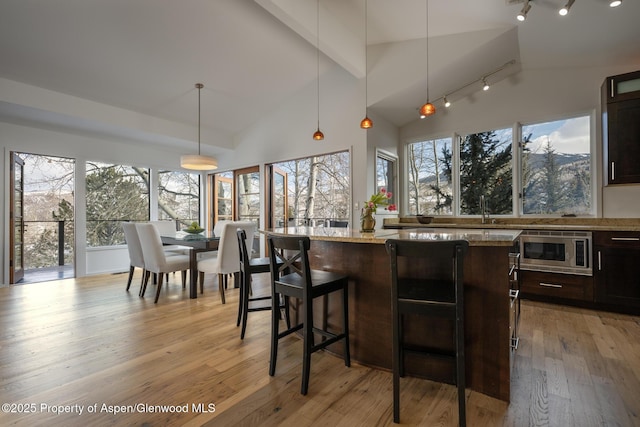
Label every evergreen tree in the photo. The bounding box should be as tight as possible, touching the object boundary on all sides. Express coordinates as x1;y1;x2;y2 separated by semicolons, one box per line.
86;165;149;246
431;131;512;215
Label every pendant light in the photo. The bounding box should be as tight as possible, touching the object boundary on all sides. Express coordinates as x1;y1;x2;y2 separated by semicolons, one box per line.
360;0;373;129
419;0;435;119
313;0;324;140
180;83;218;170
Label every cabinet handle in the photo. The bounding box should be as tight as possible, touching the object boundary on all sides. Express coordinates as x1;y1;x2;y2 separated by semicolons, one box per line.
598;251;601;271
610;79;615;98
611;161;615;181
539;282;562;288
611;237;640;241
511;337;520;351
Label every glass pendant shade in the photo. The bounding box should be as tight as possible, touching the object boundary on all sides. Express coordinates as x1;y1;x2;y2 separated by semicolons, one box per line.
360;116;373;129
313;128;324;140
180;154;218;170
419;102;436;118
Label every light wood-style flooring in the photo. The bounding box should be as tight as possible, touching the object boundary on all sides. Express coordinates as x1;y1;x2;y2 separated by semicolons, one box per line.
0;271;639;426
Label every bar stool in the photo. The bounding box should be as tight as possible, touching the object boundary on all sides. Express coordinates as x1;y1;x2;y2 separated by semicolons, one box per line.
385;239;469;426
236;228;287;339
267;234;351;395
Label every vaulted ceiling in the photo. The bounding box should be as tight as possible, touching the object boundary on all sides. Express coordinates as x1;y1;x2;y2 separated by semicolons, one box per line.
0;0;638;153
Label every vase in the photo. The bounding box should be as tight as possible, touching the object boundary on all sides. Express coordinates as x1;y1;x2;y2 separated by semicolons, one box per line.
360;207;376;232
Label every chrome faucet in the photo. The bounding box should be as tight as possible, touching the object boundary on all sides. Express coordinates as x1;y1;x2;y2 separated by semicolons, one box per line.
480;195;489;224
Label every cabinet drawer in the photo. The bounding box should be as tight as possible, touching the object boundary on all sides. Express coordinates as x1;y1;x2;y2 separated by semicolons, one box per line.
521;270;594;301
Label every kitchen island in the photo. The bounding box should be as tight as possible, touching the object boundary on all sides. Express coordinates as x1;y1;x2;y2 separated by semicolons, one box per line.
265;226;522;402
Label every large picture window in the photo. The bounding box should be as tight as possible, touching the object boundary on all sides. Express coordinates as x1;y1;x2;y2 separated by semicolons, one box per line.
269;151;350;227
406;115;592;217
407;137;453;215
459;128;513;216
85;162;149;246
158;170;200;229
521;116;591;215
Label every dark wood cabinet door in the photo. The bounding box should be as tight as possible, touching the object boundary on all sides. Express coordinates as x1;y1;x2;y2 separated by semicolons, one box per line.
602;70;640;185
594;232;640;309
605;98;640;184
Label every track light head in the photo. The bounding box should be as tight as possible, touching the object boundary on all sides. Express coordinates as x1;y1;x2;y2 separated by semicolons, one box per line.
559;0;575;15
444;96;451;108
609;0;622;7
517;0;531;21
482;78;490;91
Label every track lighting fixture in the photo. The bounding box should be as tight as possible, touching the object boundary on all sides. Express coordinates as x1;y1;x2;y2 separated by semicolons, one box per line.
482;78;490;91
517;0;531;21
609;0;621;7
443;96;451;108
559;0;575;15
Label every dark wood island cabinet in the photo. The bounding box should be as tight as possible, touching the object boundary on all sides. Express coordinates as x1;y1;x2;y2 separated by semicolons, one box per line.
265;226;522;402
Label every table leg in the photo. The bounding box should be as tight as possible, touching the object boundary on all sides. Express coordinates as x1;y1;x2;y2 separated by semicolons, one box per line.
189;249;198;299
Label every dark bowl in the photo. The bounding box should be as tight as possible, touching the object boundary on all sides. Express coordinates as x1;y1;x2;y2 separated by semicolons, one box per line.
416;215;434;224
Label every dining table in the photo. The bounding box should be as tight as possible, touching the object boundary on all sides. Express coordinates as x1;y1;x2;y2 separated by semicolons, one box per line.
160;231;219;299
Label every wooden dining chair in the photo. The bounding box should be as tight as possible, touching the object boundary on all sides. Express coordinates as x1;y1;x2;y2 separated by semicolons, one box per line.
386;239;469;426
267;234;351;395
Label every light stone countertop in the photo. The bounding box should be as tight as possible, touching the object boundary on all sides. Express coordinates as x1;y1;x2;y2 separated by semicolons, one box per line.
265;226;521;247
385;217;640;232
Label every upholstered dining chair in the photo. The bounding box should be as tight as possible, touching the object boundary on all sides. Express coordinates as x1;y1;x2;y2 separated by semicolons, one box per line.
148;220;190;255
121;222;145;292
136;223;190;303
197;221;254;304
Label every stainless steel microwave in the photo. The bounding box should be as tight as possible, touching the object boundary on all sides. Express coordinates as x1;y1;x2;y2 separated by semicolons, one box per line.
519;230;592;276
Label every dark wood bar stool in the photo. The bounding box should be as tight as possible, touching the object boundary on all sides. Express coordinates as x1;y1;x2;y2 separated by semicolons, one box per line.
236;229;287;339
267;235;351;395
385;239;469;426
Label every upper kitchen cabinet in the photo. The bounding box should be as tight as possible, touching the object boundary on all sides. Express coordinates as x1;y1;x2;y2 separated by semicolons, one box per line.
602;70;640;185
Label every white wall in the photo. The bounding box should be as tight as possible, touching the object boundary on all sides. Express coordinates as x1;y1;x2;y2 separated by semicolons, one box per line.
401;64;640;218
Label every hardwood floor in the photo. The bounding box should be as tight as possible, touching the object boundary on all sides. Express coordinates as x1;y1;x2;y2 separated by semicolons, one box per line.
0;272;638;426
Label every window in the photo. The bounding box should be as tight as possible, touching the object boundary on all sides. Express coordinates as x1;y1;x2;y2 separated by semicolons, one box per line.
376;151;397;206
269;151;350;226
521;116;591;215
406;115;593;217
158;170;200;229
212;171;234;224
407;137;453;215
85;162;149;246
237;167;260;225
459;128;513;215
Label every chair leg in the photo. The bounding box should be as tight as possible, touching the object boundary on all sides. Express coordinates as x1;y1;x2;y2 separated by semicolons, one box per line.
140;270;151;297
126;265;135;291
218;274;226;304
392;303;400;424
237;270;244;327
154;273;165;303
199;271;205;294
269;291;280;377
240;273;250;339
301;295;314;395
456;317;466;427
181;270;187;288
342;283;351;367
